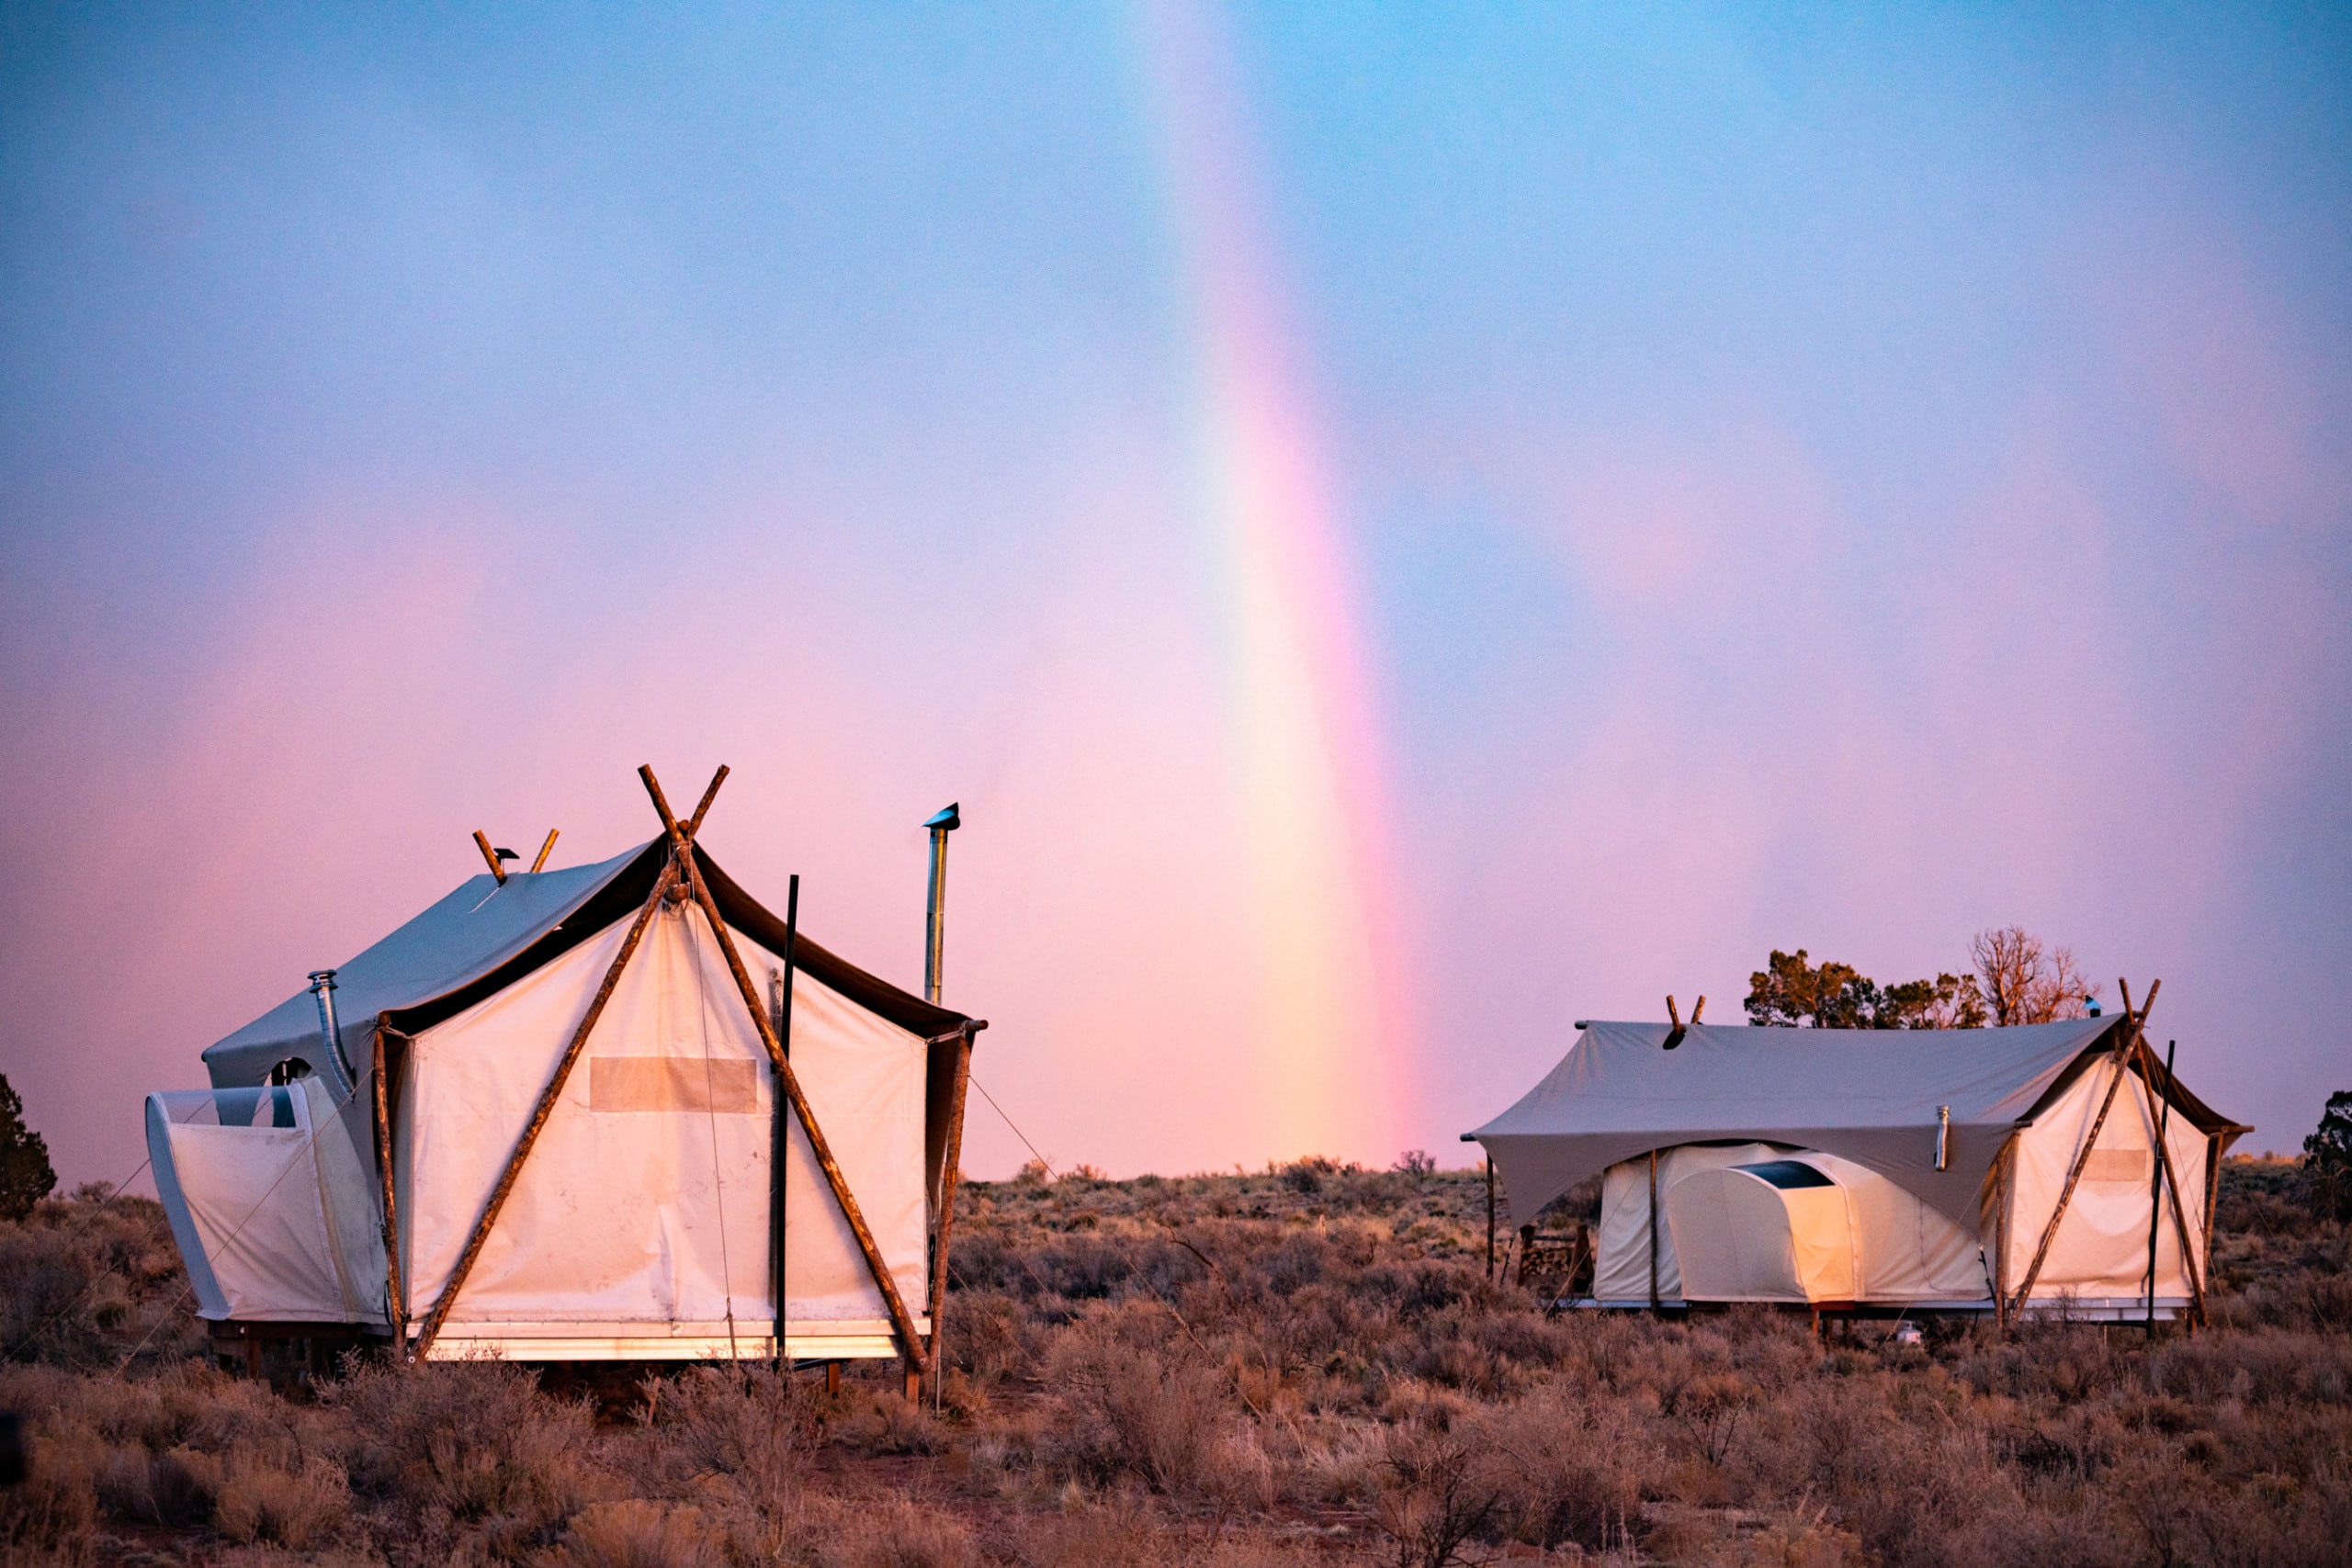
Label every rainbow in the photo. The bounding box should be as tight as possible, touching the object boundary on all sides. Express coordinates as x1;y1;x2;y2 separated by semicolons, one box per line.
1132;0;1405;1163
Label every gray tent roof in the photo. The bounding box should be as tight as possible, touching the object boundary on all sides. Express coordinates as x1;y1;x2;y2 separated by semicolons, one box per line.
1467;1018;2243;1227
203;838;972;1092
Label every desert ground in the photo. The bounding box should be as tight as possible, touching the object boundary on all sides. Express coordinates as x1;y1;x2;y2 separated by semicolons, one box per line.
3;1156;2346;1567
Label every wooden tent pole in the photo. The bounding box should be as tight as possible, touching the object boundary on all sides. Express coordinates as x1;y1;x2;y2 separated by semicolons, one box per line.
2126;1033;2207;1326
926;1026;976;1403
2144;1039;2177;1331
371;1018;406;1352
1992;1135;2016;1329
2008;982;2158;1319
1476;1161;1496;1279
410;773;726;1362
641;766;929;1377
772;874;798;1372
472;830;507;885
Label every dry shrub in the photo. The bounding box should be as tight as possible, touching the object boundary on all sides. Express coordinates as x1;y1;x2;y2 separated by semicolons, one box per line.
833;1382;949;1457
0;1189;194;1370
814;1494;979;1568
322;1355;607;1544
213;1450;350;1549
540;1498;727;1568
1039;1306;1234;1500
942;1290;1037;1387
634;1364;809;1496
1469;1382;1653;1551
1370;1424;1498;1568
0;1413;101;1555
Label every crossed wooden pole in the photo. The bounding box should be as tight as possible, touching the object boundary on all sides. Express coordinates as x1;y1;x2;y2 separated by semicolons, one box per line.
2005;978;2206;1328
405;764;931;1381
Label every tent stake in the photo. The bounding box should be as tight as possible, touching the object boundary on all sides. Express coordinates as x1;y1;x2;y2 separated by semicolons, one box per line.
2009;980;2158;1319
643;766;929;1383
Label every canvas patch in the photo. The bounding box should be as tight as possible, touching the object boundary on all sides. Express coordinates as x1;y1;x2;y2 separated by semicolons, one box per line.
2082;1147;2152;1183
589;1056;761;1113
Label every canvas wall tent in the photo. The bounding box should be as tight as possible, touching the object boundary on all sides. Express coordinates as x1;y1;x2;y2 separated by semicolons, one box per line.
1466;1009;2248;1320
146;767;983;1381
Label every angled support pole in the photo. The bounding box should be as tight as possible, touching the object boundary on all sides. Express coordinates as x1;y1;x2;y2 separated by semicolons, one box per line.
408;772;725;1362
640;765;930;1377
2124;1032;2207;1327
2008;979;2159;1320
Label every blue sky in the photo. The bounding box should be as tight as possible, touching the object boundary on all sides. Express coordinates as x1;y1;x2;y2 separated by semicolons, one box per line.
3;2;2346;1183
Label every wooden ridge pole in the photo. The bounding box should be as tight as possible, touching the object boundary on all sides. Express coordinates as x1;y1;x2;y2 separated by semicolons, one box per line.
409;774;725;1361
926;1025;977;1403
371;1019;406;1350
2008;980;2159;1320
641;765;929;1377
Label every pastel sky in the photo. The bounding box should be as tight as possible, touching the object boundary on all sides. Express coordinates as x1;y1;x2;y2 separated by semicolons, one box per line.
4;3;2346;1189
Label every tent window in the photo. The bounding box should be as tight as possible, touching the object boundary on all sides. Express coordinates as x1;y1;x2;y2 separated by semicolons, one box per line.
266;1058;315;1088
1735;1159;1835;1190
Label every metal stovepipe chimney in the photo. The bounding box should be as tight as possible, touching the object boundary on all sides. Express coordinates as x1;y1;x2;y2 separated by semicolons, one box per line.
923;804;959;1005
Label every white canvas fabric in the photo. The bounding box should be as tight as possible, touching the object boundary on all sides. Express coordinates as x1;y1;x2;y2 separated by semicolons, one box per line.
1667;1164;1861;1303
2002;1051;2211;1308
1592;1144;1990;1305
1804;1151;1983;1301
1592;1143;1785;1302
203;844;651;1090
147;1077;380;1322
401;901;930;1337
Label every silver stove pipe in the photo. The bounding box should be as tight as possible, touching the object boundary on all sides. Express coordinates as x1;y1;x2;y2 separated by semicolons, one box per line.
309;969;349;1084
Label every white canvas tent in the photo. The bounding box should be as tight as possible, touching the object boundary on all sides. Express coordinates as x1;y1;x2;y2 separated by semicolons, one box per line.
147;767;982;1381
1468;1007;2247;1320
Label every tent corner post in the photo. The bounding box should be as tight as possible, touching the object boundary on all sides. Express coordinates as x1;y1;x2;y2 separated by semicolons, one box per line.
1646;1146;1665;1316
925;1024;975;1406
371;1016;407;1359
1484;1157;1496;1280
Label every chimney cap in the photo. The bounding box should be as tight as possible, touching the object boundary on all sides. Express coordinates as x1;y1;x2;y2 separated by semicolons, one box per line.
924;803;961;832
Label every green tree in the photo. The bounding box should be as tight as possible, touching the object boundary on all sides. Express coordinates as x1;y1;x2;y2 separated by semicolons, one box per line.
2305;1090;2352;1223
1745;950;1987;1030
0;1072;58;1222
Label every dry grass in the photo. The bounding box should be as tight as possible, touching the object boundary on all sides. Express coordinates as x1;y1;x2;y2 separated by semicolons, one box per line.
2;1156;2346;1564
